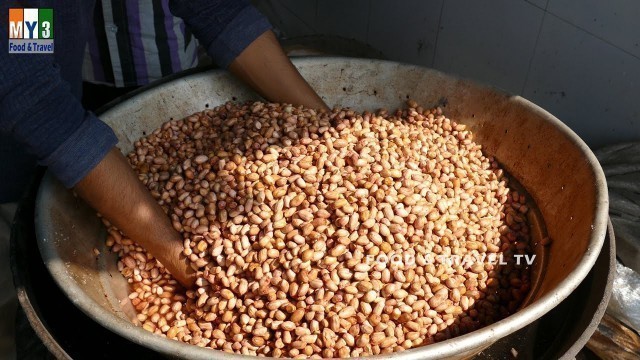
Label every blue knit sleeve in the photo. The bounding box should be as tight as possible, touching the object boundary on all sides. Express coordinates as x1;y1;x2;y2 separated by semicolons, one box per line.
169;0;272;68
0;40;118;188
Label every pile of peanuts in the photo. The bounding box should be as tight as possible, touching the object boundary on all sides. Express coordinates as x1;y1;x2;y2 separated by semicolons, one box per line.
105;101;534;358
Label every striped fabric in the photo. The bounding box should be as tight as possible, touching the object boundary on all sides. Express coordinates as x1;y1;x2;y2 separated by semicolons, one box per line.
83;0;199;87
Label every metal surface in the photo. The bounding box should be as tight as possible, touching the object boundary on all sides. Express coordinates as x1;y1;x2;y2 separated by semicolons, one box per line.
10;170;156;360
477;219;615;360
11;171;614;360
554;219;615;359
10;170;70;360
34;58;610;359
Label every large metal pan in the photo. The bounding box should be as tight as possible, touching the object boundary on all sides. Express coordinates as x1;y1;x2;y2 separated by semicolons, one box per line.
35;58;609;359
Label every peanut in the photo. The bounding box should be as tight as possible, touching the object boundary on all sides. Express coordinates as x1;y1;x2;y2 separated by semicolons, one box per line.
105;101;534;357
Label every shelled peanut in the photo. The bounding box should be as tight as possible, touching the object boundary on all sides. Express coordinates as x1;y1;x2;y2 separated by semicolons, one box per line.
104;101;533;358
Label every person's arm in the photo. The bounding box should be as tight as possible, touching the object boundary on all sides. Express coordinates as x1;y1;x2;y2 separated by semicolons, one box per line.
75;149;195;287
228;30;328;111
169;0;329;111
0;23;193;288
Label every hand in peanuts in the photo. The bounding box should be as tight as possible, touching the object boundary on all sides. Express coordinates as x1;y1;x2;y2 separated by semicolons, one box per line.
75;148;196;289
104;101;534;356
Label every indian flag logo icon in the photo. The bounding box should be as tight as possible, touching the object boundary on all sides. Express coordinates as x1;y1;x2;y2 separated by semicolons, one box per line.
8;8;54;53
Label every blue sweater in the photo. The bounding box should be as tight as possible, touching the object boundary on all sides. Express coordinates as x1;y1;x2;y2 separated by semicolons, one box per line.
0;0;270;203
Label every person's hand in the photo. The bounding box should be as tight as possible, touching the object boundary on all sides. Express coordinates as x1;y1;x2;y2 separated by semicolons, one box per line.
228;30;330;111
74;148;195;288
